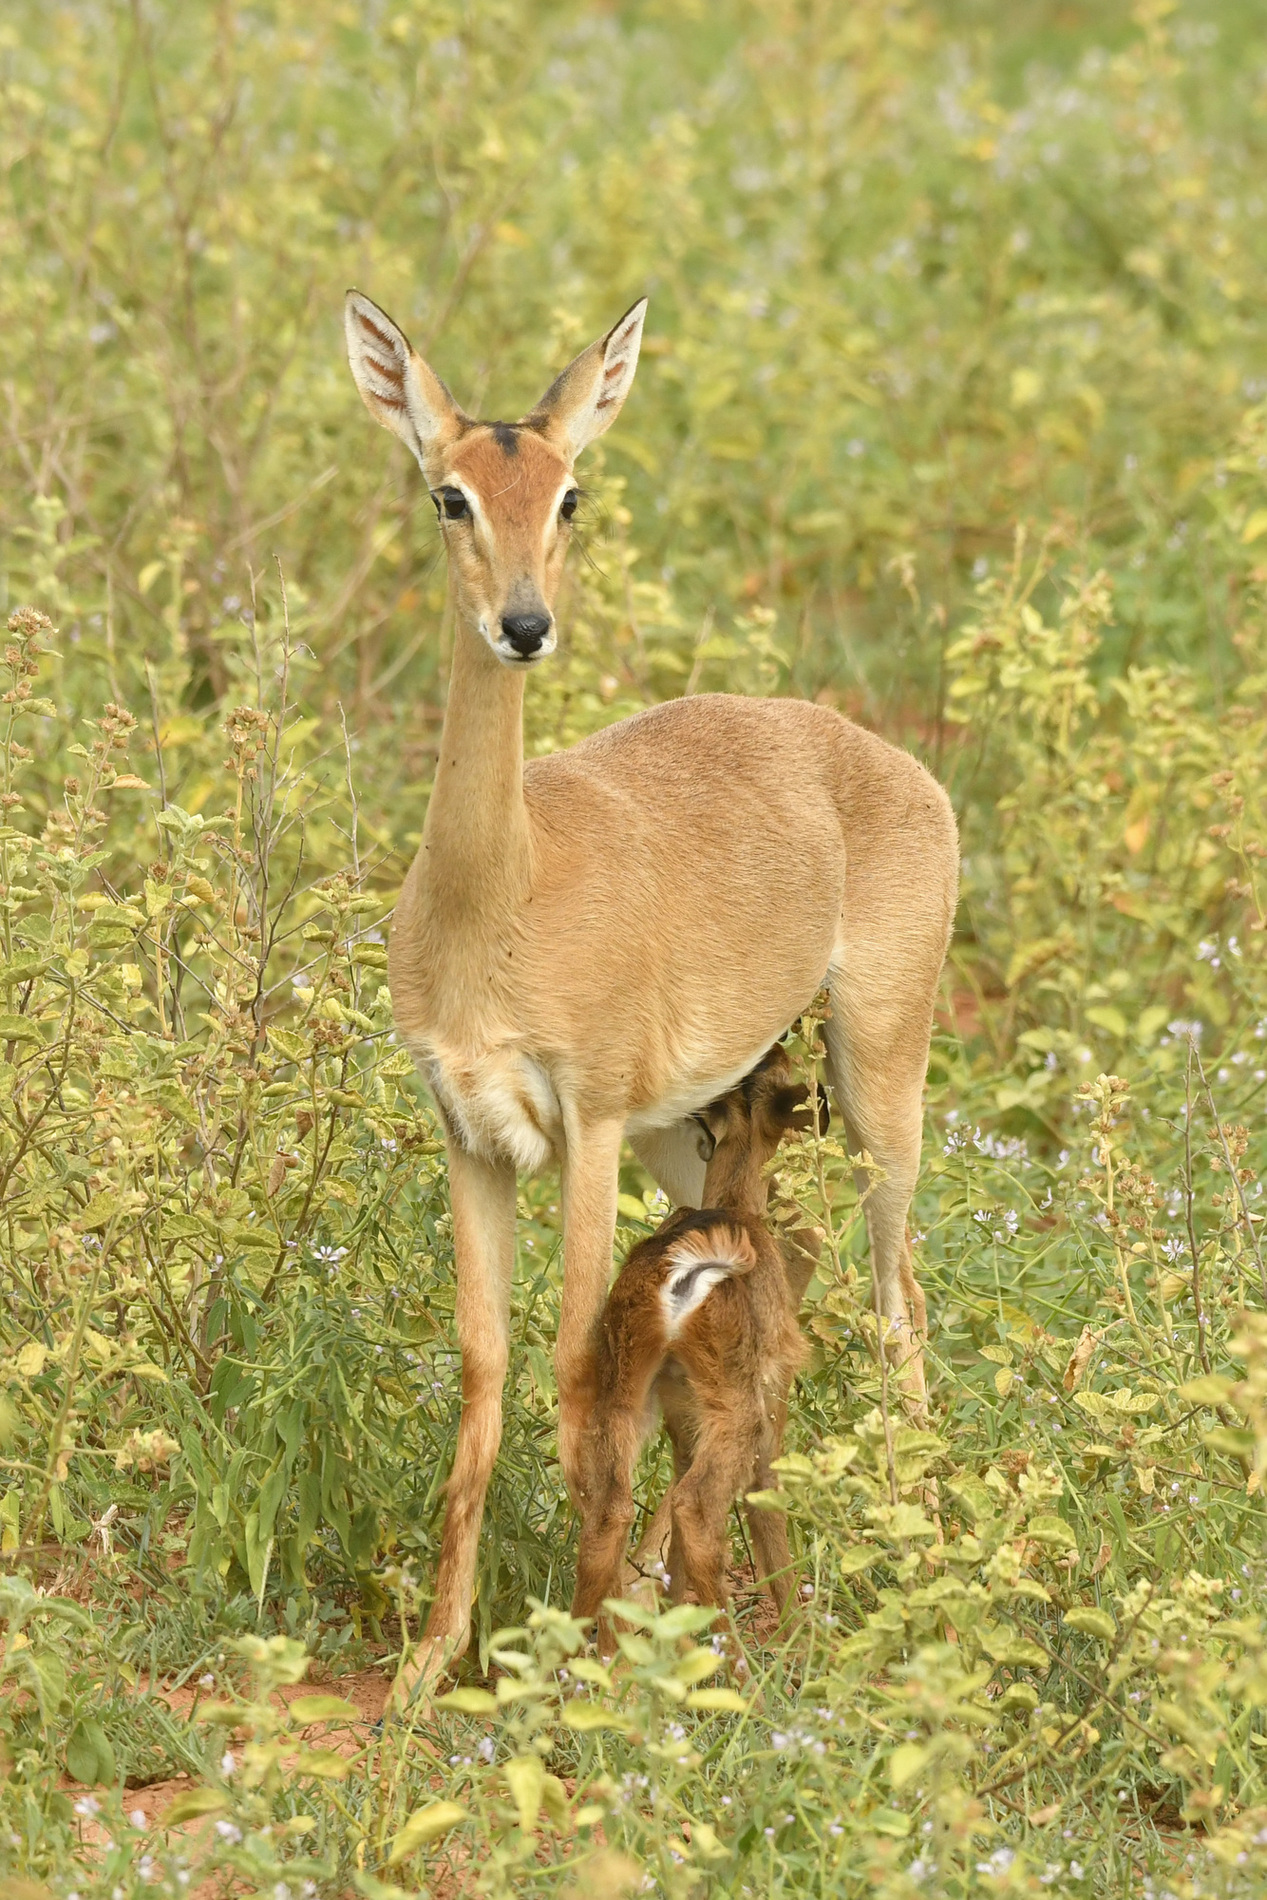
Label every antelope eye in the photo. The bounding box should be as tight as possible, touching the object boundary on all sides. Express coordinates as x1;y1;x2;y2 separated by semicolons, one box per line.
559;488;579;521
434;487;469;520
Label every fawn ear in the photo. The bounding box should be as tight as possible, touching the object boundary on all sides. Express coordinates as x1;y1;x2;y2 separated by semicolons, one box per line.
770;1082;827;1136
524;297;647;458
345;291;466;470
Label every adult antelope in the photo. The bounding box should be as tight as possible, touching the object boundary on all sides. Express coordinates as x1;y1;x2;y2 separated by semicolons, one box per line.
344;290;958;1691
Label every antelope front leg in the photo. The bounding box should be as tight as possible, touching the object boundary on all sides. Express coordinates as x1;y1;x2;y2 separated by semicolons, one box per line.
396;1139;516;1708
555;1118;623;1506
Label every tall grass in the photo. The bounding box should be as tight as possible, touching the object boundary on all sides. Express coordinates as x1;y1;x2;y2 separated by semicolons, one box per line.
0;3;1265;1895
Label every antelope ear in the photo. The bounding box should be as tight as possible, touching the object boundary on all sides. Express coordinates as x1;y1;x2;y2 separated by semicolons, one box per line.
524;297;647;458
344;291;465;469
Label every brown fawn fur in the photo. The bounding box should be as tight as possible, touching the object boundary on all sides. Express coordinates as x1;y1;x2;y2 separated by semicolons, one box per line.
343;289;959;1698
572;1047;820;1649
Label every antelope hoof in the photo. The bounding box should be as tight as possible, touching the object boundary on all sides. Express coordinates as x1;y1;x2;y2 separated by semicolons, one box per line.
391;1632;466;1716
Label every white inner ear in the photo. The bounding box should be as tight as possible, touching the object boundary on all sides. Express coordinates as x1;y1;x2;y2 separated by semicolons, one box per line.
592;306;645;423
345;291;453;467
346;296;412;426
565;299;646;454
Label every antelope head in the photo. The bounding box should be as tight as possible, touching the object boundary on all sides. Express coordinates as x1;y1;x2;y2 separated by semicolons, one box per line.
344;291;647;666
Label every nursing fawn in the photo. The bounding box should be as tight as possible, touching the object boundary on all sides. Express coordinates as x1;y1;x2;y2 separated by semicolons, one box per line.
572;1048;821;1648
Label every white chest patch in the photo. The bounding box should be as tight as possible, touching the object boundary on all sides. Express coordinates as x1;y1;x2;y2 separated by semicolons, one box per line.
412;1038;562;1172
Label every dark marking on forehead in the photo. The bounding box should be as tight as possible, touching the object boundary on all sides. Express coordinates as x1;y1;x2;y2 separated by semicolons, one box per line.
448;425;570;525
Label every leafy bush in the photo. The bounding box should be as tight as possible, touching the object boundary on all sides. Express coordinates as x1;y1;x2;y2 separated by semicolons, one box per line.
0;2;1265;1896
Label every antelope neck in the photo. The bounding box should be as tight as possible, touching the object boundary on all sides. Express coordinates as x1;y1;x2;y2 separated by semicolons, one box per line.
420;616;532;917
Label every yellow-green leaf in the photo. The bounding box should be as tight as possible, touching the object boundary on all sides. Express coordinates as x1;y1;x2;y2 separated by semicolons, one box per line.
293;1748;350;1778
561;1703;634;1733
671;1646;722;1686
1027;1514;1077;1552
159;1785;230;1825
1085;1004;1128;1039
889;1742;929;1789
1064;1607;1116;1642
386;1801;467;1863
685;1687;749;1714
289;1694;361;1723
503;1754;543;1832
1179;1375;1234;1406
434;1687;498;1714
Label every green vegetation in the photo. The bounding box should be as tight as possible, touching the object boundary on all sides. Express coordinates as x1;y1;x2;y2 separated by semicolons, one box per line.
1;1;1266;1893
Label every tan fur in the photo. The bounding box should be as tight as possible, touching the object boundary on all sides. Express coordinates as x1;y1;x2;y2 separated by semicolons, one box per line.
572;1051;812;1655
344;292;958;1701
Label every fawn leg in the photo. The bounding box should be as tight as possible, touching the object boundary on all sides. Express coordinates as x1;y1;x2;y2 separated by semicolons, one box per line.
572;1411;643;1653
655;1367;699;1606
745;1391;798;1617
670;1407;762;1617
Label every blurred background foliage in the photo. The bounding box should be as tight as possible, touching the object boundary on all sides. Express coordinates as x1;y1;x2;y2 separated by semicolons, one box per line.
1;1;1267;1895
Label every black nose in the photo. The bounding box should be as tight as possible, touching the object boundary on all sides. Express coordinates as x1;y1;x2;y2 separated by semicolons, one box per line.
501;612;551;658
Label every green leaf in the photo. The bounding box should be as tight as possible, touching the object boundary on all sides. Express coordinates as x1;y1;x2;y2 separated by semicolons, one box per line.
0;1012;41;1043
982;1626;1049;1668
289;1694;361;1723
1063;1607;1116;1642
868;1808;911;1838
0;955;49;987
434;1687;498;1714
1203;1426;1255;1458
161;1214;206;1239
386;1801;468;1863
65;1718;116;1787
79;1191;121;1231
